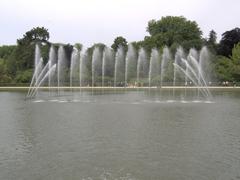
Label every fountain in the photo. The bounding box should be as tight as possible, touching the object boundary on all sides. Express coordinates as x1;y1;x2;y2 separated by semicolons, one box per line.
102;48;106;87
28;44;212;100
125;44;137;87
102;47;114;87
34;44;41;81
57;46;67;94
114;46;125;87
148;48;160;87
27;58;43;97
173;46;185;87
92;47;102;87
48;46;57;89
70;47;80;89
31;64;57;97
79;51;88;87
137;48;148;86
160;47;171;87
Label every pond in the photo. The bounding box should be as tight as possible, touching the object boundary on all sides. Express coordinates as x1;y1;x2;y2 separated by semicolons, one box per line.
0;89;240;179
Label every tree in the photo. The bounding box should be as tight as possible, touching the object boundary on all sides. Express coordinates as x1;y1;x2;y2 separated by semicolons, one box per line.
231;43;240;65
208;30;217;45
17;27;50;45
215;43;240;82
215;56;234;81
205;30;218;53
218;28;240;57
15;27;50;70
146;16;203;49
0;58;12;83
0;45;17;77
231;43;240;81
74;43;83;51
111;36;128;52
0;45;16;59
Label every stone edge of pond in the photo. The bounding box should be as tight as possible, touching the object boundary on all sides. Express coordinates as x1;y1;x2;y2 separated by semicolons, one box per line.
0;86;240;91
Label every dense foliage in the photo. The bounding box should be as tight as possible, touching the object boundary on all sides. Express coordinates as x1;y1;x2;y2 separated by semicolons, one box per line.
218;28;240;57
144;16;203;51
0;16;240;85
111;36;128;52
215;43;240;82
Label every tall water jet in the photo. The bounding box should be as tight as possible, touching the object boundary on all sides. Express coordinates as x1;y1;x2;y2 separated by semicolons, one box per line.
28;59;50;97
57;46;67;94
79;51;85;87
173;46;185;87
187;49;198;82
173;46;185;98
137;48;148;86
31;64;57;98
48;46;57;89
70;48;80;88
199;47;211;97
79;50;90;88
92;47;101;87
114;46;125;87
101;47;113;87
148;49;159;87
27;58;44;97
34;60;49;86
173;61;210;98
125;44;137;87
34;44;41;82
188;48;198;61
186;48;198;96
28;44;42;97
160;47;171;87
199;46;210;85
173;63;201;91
102;49;106;87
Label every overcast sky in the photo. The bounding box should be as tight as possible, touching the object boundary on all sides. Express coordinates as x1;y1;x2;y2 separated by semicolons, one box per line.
1;0;240;47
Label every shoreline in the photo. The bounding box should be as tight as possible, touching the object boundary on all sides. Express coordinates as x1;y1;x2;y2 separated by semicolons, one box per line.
0;86;240;90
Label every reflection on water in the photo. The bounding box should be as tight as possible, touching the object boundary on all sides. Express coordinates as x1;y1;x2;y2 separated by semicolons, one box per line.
0;89;240;180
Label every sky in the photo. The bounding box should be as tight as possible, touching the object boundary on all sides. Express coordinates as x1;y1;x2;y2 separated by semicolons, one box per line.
1;0;240;47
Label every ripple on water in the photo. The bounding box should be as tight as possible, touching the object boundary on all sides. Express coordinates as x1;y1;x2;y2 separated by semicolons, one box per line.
31;99;215;105
49;99;59;102
81;169;137;180
58;100;68;103
33;100;45;103
166;100;176;103
204;101;215;104
192;100;202;103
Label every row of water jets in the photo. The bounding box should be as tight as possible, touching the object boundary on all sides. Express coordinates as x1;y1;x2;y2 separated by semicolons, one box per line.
27;44;211;98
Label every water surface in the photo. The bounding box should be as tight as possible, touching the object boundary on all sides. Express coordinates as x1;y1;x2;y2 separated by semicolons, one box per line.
0;89;240;179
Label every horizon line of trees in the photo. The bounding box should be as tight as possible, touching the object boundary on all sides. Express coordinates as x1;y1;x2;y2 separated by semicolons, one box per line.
0;16;240;84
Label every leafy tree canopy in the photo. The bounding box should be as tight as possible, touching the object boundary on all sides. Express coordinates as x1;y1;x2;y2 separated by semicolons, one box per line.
0;45;16;59
218;27;240;57
74;43;83;51
14;27;50;71
215;43;240;82
17;27;50;45
146;16;202;48
111;36;128;52
208;30;217;45
205;30;218;53
231;43;240;65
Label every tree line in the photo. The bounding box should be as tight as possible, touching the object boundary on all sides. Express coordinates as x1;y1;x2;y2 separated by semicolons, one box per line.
0;16;239;85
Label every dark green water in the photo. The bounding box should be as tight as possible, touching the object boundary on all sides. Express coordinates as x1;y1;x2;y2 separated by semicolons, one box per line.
0;89;240;179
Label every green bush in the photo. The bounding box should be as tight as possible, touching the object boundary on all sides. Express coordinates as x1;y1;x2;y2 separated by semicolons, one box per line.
15;69;33;83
